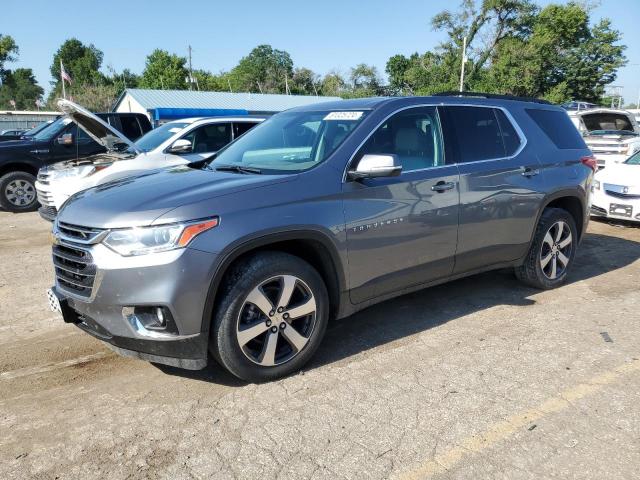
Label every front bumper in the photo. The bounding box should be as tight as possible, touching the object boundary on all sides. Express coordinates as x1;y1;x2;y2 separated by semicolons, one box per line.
51;241;220;369
591;189;640;222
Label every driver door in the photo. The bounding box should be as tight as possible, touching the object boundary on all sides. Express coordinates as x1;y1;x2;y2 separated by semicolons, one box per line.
171;123;232;163
342;106;460;304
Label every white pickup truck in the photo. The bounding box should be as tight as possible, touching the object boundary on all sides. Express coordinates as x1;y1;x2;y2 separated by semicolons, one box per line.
568;108;640;169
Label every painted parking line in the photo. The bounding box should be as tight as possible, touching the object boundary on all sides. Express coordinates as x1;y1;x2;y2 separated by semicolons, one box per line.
0;352;110;381
395;358;640;480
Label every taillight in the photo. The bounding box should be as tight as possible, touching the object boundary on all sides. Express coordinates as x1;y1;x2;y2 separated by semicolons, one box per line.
581;155;597;172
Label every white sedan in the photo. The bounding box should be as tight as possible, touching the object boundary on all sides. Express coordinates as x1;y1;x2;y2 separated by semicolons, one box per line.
591;151;640;222
36;100;263;221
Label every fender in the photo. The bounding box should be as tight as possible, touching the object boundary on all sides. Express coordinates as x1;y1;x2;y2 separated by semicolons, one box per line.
0;158;42;176
529;187;588;246
199;227;347;334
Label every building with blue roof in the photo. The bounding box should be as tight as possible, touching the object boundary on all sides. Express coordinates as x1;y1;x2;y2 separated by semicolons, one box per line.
112;88;342;126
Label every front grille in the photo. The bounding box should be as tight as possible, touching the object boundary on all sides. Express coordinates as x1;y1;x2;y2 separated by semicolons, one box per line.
38;205;58;221
36;186;55;206
57;222;105;242
37;170;51;185
605;190;640;200
52;243;96;297
590;205;607;216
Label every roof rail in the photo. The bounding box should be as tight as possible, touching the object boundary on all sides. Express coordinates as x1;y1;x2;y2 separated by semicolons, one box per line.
433;91;551;105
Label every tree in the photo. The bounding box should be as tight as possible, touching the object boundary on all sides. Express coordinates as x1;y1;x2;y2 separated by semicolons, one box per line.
0;34;18;75
139;49;188;90
319;71;347;97
50;39;104;87
228;45;294;93
290;67;319;95
348;64;382;97
0;68;43;109
192;69;228;91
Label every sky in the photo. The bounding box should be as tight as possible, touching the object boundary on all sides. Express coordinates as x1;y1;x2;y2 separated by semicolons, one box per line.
2;0;640;104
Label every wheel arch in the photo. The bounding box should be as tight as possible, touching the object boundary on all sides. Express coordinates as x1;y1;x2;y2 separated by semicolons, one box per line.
535;190;587;242
0;161;39;178
201;229;346;334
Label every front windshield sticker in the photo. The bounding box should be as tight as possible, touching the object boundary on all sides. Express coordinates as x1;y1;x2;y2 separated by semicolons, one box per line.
323;111;364;121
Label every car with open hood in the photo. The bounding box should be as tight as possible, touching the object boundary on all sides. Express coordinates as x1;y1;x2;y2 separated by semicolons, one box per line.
568;107;640;169
35;100;263;221
591;150;640;222
0;106;150;213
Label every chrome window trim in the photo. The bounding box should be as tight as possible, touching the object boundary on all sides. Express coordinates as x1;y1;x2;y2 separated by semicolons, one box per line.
342;102;528;182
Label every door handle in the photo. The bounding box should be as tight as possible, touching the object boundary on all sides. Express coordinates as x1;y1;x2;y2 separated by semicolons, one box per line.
521;167;540;177
431;181;456;192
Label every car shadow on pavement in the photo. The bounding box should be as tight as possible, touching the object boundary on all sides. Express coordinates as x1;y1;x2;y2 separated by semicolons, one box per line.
158;231;640;386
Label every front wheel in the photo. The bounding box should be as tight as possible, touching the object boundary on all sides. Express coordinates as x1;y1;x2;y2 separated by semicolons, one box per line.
211;252;329;382
0;171;39;212
515;208;578;289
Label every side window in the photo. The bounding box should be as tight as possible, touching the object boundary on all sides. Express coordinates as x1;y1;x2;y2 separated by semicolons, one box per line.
182;123;232;153
233;122;257;139
119;116;142;140
358;107;443;172
442;106;505;162
526;108;586;149
494;109;522;156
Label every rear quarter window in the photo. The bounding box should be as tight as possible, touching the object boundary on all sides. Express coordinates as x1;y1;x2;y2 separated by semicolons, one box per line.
526;108;586;149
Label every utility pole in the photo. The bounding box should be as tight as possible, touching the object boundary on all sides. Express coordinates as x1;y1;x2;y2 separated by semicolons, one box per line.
188;45;194;91
285;73;290;95
459;36;467;93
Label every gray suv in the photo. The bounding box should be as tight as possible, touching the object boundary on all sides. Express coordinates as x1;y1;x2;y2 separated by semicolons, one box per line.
47;94;595;382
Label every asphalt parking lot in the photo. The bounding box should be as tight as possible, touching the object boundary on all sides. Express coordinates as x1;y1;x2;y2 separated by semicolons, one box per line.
1;210;639;480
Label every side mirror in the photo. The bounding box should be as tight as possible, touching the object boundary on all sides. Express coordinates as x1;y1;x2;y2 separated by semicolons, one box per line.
57;133;74;145
167;138;192;154
347;154;402;180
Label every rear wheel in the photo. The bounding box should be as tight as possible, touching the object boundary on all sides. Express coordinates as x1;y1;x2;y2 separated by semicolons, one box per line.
516;208;577;289
0;171;39;212
211;252;329;382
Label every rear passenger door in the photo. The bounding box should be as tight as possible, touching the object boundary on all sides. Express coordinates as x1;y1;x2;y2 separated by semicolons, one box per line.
440;105;546;274
233;121;258;140
343;106;460;304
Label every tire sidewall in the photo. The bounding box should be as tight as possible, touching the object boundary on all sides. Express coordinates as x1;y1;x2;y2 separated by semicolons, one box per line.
212;252;329;382
532;209;578;289
0;172;39;212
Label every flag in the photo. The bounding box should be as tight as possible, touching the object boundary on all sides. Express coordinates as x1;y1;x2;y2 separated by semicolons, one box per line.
9;99;16;109
60;62;72;84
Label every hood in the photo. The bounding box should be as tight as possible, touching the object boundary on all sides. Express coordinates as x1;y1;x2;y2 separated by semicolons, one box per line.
57;99;141;154
595;162;640;186
58;165;293;228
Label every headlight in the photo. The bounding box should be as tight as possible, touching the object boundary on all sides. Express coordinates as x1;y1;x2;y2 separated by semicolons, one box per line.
102;218;219;256
49;165;108;180
593;179;601;190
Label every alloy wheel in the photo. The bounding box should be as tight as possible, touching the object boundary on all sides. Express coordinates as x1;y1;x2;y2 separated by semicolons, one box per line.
540;220;573;280
236;275;317;366
5;179;36;207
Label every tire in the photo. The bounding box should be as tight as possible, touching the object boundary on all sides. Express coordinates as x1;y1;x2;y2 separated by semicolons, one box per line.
515;207;578;289
0;171;39;212
211;251;329;382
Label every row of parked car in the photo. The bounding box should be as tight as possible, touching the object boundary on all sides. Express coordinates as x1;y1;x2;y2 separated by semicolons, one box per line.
8;92;633;382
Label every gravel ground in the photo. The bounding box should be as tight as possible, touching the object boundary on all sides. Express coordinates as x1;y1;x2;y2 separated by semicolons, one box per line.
1;211;639;480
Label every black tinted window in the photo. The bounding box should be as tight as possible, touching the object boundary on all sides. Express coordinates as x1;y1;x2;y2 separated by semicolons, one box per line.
494;109;521;155
183;123;232;153
119;116;142;139
443;106;505;162
526;108;585;149
233;121;258;138
359;106;443;172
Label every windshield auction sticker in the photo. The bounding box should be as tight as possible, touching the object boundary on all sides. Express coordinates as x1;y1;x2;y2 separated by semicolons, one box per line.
324;111;364;121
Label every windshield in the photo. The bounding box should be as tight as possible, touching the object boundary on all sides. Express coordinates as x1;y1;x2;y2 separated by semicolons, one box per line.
24;122;52;136
626;151;640;165
133;122;189;152
33;117;71;141
205;110;368;173
582;113;635;133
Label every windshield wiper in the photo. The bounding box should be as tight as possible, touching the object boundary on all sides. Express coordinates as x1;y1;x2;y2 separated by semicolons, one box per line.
214;164;262;174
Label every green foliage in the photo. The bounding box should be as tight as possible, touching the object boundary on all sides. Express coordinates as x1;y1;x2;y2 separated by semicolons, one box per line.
319;71;347;97
0;34;18;74
388;1;627;104
50;38;105;87
139;49;188;90
228;45;294;94
0;68;44;109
